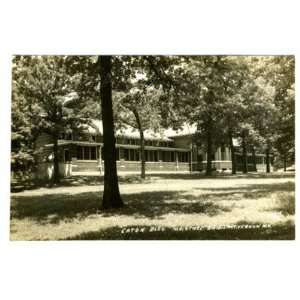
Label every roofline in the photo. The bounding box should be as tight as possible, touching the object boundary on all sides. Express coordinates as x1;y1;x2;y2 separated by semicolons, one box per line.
44;140;190;152
168;133;194;138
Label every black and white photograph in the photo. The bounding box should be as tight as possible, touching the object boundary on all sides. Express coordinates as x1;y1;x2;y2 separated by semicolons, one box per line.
10;55;295;240
1;1;299;300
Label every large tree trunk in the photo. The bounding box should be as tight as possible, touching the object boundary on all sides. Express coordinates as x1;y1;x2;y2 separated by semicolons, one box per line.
99;56;123;209
52;135;60;184
133;109;146;180
252;146;257;172
242;132;248;174
206;128;213;176
266;145;271;173
229;131;236;175
283;154;287;172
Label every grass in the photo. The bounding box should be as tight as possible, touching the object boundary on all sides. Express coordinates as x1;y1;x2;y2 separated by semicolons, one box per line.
10;173;295;240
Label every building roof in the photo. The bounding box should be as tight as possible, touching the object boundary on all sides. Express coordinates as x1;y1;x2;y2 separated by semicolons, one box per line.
165;123;197;138
87;120;200;141
85;120;241;146
87;120;173;141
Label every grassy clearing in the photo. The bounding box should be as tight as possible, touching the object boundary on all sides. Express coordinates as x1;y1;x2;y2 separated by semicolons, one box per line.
10;173;295;240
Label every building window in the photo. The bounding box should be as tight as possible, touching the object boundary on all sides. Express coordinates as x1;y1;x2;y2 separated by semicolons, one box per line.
129;149;135;161
164;152;170;162
76;146;99;160
154;151;158;162
178;152;181;162
256;156;262;164
178;152;188;162
161;151;166;162
91;147;96;160
124;149;129;160
77;146;83;160
171;152;175;162
83;147;90;160
64;149;71;162
221;145;226;160
136;150;140;161
145;150;149;161
148;151;152;161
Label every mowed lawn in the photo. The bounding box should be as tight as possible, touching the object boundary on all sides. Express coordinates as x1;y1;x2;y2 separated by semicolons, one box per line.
10;173;295;240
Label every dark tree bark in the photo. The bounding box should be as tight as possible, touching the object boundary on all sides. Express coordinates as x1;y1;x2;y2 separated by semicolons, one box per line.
266;145;271;173
252;146;257;172
52;134;60;184
99;56;123;209
242;132;248;174
206;128;213;176
283;154;287;172
133;109;146;180
229;131;236;175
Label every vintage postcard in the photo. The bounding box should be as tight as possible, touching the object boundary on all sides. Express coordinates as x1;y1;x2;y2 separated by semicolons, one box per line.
10;55;295;240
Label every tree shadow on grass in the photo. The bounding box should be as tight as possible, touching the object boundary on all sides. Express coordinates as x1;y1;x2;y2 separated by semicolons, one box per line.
63;221;295;240
11;174;155;192
11;190;236;224
196;182;294;200
11;191;100;224
10;181;295;225
264;192;295;216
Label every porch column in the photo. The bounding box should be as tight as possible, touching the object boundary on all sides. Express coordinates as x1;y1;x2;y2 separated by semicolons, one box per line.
176;151;179;170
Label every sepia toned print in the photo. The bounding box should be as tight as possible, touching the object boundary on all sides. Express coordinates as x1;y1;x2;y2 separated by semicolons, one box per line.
10;55;295;240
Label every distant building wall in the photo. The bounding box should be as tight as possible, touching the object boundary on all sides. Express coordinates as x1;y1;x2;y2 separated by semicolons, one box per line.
72;159;190;173
34;129;273;177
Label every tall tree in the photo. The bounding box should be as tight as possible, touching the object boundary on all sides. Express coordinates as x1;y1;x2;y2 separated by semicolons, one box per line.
268;57;295;169
183;56;246;175
245;56;295;172
115;85;165;179
11;57;37;180
14;56;87;184
113;56;187;179
99;56;123;208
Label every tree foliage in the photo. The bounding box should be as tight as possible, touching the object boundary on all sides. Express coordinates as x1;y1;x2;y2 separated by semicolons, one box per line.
12;56;92;182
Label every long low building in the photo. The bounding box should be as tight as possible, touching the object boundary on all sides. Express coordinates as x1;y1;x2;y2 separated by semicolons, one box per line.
35;121;271;179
